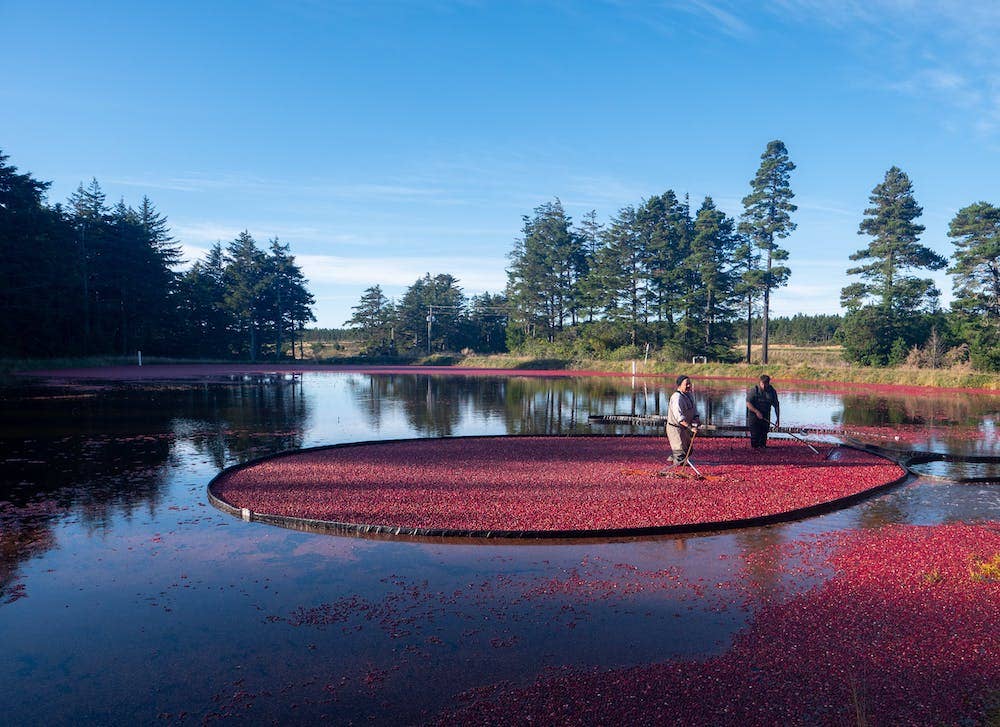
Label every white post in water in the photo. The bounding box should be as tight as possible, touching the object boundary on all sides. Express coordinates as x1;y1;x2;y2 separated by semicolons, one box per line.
137;350;142;367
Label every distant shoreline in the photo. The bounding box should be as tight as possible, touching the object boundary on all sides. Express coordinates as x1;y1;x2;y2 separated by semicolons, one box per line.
11;358;1000;394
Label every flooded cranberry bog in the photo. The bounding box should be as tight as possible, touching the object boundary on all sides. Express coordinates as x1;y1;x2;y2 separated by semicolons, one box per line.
2;366;999;725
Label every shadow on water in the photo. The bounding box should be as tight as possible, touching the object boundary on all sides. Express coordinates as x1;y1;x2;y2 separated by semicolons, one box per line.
0;377;311;599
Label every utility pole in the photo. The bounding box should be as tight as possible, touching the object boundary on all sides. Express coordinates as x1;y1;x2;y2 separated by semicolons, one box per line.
426;305;434;356
425;304;509;356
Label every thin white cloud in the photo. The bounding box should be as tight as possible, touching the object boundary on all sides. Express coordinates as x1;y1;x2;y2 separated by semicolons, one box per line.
605;0;753;39
110;173;274;194
178;243;210;266
683;0;752;38
772;0;1000;139
795;199;857;218
172;220;364;246
113;170;475;205
890;67;982;110
297;253;508;293
770;0;880;27
310;183;452;201
565;174;652;209
172;222;243;244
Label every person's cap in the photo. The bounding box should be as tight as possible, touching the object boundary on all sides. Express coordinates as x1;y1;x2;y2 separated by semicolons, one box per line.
759;374;771;383
676;374;690;387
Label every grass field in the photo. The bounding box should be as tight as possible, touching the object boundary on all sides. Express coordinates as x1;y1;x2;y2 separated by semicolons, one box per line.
739;344;847;368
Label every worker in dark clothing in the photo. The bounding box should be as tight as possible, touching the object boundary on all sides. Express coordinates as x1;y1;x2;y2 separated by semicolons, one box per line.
746;374;780;449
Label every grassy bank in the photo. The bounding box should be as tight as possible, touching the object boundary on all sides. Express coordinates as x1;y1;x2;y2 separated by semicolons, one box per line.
7;350;1000;391
457;352;1000;390
0;356;233;382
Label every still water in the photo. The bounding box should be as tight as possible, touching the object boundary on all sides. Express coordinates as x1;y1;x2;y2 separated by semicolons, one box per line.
1;371;999;724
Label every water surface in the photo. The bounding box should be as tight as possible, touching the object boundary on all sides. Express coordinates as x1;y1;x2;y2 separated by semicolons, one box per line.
1;372;998;724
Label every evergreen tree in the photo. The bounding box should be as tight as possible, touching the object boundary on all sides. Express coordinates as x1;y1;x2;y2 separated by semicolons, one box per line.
97;199;177;355
506;200;584;341
595;205;645;345
0;148;320;361
65;180;177;355
732;233;763;362
0;150;80;356
263;238;315;359
575;209;604;322
108;200;144;354
947;201;1000;369
948;202;1000;323
841;167;947;365
134;196;182;350
639;190;692;339
467;292;508;353
396;273;466;353
685;197;739;355
740;140;796;364
176;243;233;357
748;313;842;345
346;284;396;354
137;196;183;268
67;178;111;352
224;231;269;361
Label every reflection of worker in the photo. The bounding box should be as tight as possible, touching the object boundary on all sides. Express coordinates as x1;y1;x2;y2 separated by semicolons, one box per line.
667;375;700;463
746;374;780;449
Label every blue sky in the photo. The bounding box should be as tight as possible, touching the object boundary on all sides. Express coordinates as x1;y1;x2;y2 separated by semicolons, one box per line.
4;1;1000;329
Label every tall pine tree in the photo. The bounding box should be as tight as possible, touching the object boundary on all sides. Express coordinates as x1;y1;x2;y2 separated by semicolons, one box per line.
595;205;646;346
0;150;79;356
396;273;466;354
686;197;739;356
347;284;396;353
264;238;315;359
67;178;111;352
841;167;946;365
947;201;1000;369
740;140;796;364
506;200;584;342
224;231;269;361
639;190;692;340
176;243;233;357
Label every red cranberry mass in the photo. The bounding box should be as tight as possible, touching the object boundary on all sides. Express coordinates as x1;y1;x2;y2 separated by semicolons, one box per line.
211;436;905;535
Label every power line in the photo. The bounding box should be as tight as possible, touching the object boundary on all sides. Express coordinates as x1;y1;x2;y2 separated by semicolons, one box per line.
426;304;509;355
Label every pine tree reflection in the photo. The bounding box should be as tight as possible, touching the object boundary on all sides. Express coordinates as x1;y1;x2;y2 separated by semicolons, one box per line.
0;377;311;600
837;389;1000;456
177;377;309;468
342;375;744;436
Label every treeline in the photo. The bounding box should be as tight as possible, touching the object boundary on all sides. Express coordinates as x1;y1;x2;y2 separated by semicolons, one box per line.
346;276;508;356
737;314;843;346
352;141;798;362
348;145;1000;371
837;166;998;369
0;149;314;360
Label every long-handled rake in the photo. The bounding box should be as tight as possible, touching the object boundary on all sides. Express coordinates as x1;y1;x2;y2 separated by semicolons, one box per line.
772;420;820;454
678;426;703;477
657;425;703;478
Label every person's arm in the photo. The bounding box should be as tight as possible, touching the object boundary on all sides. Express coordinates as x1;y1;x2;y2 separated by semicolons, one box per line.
773;392;780;427
687;397;700;429
746;391;763;420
